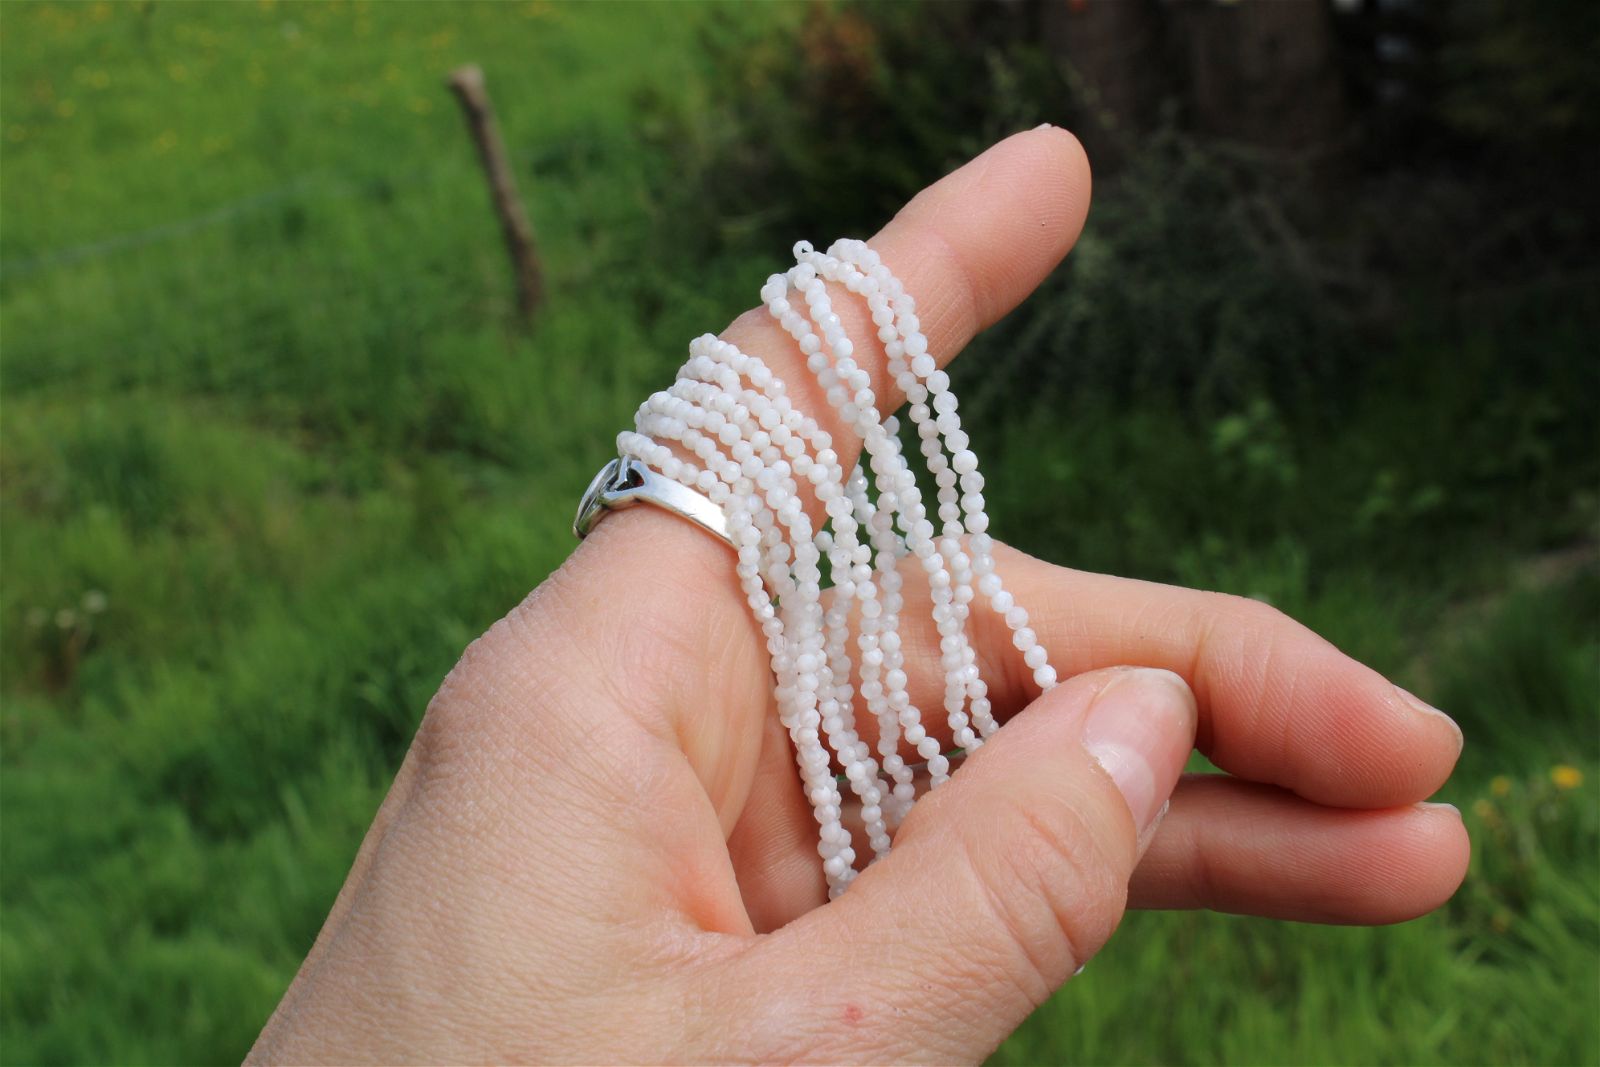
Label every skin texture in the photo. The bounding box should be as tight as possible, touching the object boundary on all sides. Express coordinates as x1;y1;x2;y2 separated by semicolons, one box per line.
248;129;1470;1065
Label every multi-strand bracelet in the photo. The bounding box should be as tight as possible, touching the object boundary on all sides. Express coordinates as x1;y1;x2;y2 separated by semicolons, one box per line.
577;239;1055;898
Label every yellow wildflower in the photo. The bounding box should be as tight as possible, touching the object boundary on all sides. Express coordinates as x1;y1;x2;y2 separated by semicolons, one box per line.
1490;775;1512;798
1471;798;1494;821
1551;765;1583;790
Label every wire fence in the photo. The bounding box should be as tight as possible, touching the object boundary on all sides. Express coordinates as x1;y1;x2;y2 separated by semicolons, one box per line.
1;148;518;404
0;124;656;404
2;174;331;278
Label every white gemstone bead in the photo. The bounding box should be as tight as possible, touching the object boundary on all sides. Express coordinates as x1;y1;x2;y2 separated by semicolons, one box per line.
629;240;1054;897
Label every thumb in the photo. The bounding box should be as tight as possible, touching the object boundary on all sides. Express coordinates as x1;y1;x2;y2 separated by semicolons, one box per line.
750;667;1196;1064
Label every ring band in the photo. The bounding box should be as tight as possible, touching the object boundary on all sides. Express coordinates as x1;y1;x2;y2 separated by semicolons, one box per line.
572;456;735;549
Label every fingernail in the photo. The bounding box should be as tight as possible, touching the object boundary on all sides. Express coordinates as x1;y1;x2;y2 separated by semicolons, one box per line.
1082;669;1196;833
1034;122;1056;131
1418;801;1460;816
1394;686;1464;754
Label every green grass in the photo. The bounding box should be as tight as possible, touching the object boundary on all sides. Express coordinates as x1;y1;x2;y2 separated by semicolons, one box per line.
3;3;1597;1065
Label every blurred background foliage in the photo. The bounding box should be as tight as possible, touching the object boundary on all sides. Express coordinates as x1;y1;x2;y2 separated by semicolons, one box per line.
1;1;1595;1064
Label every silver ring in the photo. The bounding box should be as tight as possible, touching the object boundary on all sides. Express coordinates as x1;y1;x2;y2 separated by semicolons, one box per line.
572;457;735;550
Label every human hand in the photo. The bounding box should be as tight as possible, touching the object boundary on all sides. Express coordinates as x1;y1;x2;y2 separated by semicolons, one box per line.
249;128;1469;1065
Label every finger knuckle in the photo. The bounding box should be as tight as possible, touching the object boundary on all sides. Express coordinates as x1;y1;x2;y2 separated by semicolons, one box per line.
1209;590;1288;632
416;614;521;752
964;796;1127;1000
412;591;576;789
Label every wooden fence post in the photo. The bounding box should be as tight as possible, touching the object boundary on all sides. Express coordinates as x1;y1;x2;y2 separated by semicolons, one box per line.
447;64;544;324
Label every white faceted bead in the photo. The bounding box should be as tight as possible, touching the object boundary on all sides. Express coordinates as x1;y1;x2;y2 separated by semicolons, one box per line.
636;244;1036;895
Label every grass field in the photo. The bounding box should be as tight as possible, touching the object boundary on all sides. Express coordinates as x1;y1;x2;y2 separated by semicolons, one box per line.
3;4;1596;1065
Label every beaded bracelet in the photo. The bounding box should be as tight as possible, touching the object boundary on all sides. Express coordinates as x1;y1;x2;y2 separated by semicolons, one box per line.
611;240;1055;898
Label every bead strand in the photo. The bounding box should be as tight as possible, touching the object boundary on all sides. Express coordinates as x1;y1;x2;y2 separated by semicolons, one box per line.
617;239;1055;896
822;239;1058;701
